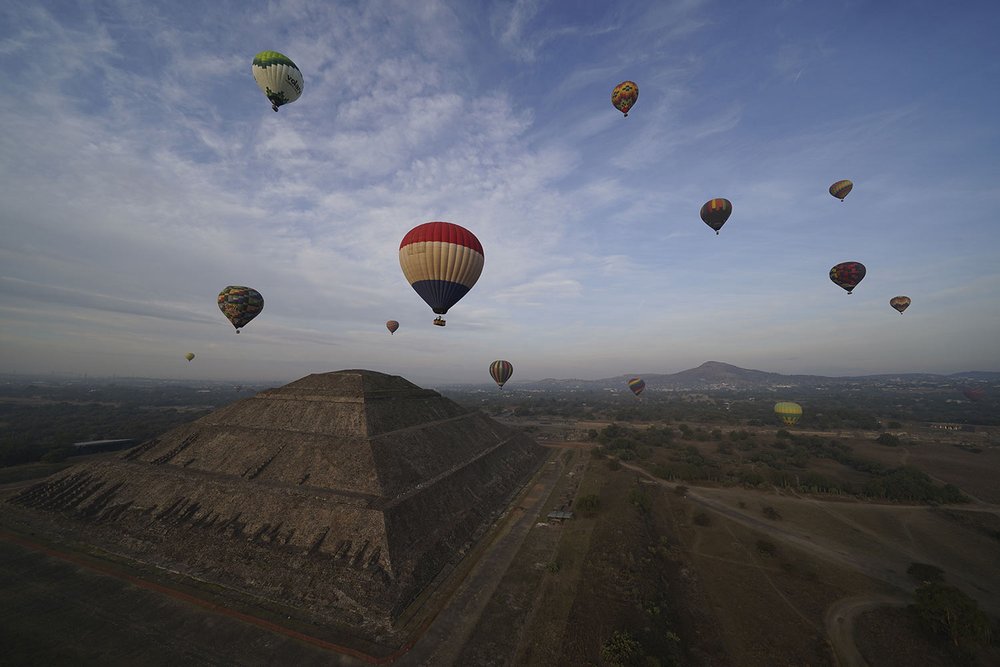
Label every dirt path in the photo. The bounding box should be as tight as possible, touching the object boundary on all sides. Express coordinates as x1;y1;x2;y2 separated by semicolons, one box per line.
824;595;908;667
396;454;563;666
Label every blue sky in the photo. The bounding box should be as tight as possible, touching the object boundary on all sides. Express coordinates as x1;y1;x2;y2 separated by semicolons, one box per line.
1;0;998;386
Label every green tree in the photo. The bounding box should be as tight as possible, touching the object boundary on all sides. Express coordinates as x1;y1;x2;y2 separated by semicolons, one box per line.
912;582;992;648
601;630;640;666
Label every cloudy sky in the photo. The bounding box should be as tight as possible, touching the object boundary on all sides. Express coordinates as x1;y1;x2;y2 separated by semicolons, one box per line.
1;1;998;386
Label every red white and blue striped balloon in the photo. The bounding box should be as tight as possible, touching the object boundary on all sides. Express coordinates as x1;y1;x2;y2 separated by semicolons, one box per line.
399;222;484;316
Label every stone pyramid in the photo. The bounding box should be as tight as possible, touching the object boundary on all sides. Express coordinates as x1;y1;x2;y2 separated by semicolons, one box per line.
9;370;546;634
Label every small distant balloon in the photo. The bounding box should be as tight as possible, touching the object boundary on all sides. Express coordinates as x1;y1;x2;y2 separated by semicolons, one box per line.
611;80;638;117
252;50;303;112
184;352;195;362
627;377;645;396
962;387;985;402
830;262;866;294
700;198;732;235
774;401;803;426
490;360;513;389
889;296;911;314
829;180;853;201
386;320;400;335
218;286;264;333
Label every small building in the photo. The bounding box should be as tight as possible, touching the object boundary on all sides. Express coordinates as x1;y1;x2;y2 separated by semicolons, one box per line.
547;510;574;521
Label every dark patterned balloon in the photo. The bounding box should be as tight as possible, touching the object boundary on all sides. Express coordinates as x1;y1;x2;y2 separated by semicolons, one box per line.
490;360;513;389
889;296;911;314
386;320;399;334
829;262;866;294
829;180;853;201
627;377;645;396
700;198;732;235
218;286;264;333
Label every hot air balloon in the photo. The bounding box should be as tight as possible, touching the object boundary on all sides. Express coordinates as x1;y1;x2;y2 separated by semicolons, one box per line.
612;81;638;117
830;262;866;294
774;401;803;426
700;198;732;235
962;387;985;402
399;222;484;327
218;286;264;333
889;296;911;314
490;360;513;389
386;320;399;335
829;180;853;201
627;377;645;396
184;352;195;362
251;51;303;112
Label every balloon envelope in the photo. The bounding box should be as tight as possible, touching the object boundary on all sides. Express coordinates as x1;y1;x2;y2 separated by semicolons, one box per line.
830;262;866;294
889;296;911;314
218;286;264;332
627;377;645;396
399;222;484;318
490;360;513;389
252;50;303;112
829;180;853;201
962;387;985;402
700;198;732;234
184;352;195;362
386;320;399;334
611;81;638;117
774;402;803;426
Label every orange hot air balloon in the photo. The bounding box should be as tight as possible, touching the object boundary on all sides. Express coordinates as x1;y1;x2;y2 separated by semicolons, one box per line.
829;180;853;201
700;198;732;235
889;296;911;314
386;320;399;334
612;80;638;117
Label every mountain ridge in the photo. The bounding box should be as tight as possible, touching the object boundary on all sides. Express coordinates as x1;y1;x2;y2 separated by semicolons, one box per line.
514;361;1000;391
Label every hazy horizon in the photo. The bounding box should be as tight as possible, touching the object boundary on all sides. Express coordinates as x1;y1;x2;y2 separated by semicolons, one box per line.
2;1;999;385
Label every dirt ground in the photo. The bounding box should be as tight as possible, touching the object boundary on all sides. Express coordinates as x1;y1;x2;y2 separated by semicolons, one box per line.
2;420;997;666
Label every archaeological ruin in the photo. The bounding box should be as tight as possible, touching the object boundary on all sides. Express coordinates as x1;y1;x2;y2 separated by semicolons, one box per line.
6;370;547;638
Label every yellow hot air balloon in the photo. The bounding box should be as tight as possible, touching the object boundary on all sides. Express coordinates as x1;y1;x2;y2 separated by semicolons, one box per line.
774;402;803;426
612;80;639;117
184;352;195;362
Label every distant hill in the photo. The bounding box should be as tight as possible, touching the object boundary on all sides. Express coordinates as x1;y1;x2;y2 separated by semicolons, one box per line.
517;361;999;391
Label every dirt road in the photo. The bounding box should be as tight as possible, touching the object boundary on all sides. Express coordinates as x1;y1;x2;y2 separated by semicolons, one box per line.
824;595;908;667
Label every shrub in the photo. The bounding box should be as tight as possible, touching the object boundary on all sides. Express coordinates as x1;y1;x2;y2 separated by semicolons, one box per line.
601;631;640;666
756;539;777;556
907;562;945;583
607;458;622;471
762;506;782;520
876;432;901;446
674;485;688;496
577;494;601;517
693;512;711;526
